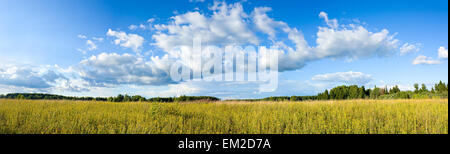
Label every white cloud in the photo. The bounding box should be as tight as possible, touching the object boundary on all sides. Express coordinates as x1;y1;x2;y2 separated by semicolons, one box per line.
77;53;174;86
139;24;146;30
438;46;448;59
128;24;138;30
313;25;399;60
0;65;52;89
319;11;339;29
412;55;441;65
312;71;373;85
0;64;86;92
411;47;447;65
129;24;149;30
252;7;288;39
270;11;399;71
86;40;97;51
106;29;144;52
152;2;259;53
151;3;401;73
400;43;420;55
77;34;87;39
147;18;155;23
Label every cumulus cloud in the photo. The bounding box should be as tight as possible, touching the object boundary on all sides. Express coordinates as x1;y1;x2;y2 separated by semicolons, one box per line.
312;71;373;85
0;65;53;89
411;46;447;65
313;26;398;60
0;64;87;92
152;2;259;53
252;7;288;39
400;43;420;55
251;8;399;71
77;53;174;86
151;2;401;73
438;46;448;59
412;55;441;65
310;12;399;61
78;38;101;54
106;29;144;52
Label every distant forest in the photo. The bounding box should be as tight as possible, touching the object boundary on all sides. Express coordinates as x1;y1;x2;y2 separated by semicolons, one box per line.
250;81;448;102
0;93;219;103
0;81;448;102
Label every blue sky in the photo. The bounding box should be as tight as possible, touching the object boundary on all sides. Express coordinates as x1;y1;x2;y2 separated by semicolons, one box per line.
0;0;448;99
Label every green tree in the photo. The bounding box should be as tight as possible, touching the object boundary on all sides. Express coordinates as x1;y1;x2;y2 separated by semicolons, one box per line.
114;94;124;102
390;85;401;94
370;86;381;99
358;86;366;99
324;90;330;100
17;94;25;100
420;84;428;93
318;90;330;100
131;95;146;102
123;94;131;102
434;81;448;93
348;85;359;99
414;83;419;93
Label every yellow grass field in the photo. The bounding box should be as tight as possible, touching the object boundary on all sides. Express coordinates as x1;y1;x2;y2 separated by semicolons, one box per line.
0;99;447;134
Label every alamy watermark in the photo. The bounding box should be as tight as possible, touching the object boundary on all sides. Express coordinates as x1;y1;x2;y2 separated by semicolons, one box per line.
169;37;279;92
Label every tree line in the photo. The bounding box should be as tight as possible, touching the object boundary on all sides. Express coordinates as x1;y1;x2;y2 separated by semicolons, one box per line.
0;93;108;101
312;81;447;100
105;95;219;102
232;81;448;101
0;93;219;103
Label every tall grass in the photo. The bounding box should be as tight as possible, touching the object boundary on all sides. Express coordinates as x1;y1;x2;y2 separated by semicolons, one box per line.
0;99;447;134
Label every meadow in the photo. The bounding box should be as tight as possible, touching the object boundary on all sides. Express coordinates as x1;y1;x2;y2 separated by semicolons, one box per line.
0;99;447;134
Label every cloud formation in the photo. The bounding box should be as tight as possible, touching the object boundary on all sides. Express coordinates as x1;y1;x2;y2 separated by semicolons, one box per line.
312;71;373;85
107;29;144;52
77;53;174;86
0;64;87;92
77;34;87;39
400;43;420;55
153;2;259;53
151;2;401;72
86;40;97;51
412;55;441;65
319;12;338;29
438;46;448;59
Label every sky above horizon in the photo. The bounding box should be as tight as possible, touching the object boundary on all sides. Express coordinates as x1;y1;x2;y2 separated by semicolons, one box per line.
0;0;448;99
